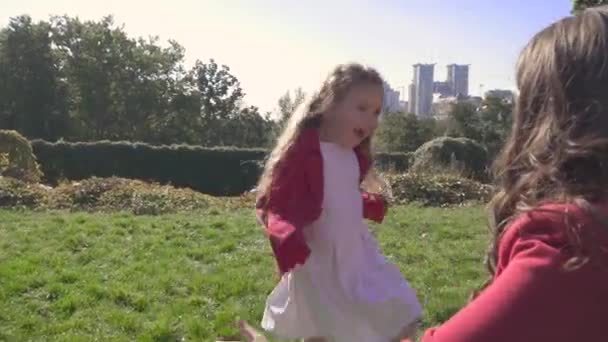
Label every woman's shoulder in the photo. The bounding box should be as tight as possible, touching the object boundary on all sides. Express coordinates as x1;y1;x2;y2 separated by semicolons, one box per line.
498;201;608;268
504;202;605;238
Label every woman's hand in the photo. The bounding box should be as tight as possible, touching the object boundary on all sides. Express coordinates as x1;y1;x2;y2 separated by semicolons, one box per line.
238;320;268;342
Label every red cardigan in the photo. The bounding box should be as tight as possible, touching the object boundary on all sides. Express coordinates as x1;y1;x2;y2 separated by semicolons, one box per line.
406;202;608;342
257;128;387;274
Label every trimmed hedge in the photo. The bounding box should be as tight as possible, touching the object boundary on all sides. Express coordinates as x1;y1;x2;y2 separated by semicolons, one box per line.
31;140;411;196
32;140;266;196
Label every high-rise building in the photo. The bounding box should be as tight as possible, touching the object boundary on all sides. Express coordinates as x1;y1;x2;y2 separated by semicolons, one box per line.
447;64;469;97
382;82;401;113
408;84;416;114
411;64;434;118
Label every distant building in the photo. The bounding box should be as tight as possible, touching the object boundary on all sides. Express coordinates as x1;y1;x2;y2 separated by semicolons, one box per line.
411;63;435;118
408;84;416;114
447;64;469;97
382;82;401;113
433;81;452;97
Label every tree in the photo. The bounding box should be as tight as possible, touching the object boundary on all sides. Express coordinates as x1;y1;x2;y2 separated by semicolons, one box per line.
375;113;436;152
0;14;274;147
189;59;245;145
444;97;513;156
0;15;69;140
50;15;190;142
277;87;306;126
572;0;608;13
446;102;483;142
478;96;513;156
222;106;277;147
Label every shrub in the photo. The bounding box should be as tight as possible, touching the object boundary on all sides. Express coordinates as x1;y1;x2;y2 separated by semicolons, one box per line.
0;130;43;183
31;140;266;196
50;177;211;214
0;176;211;214
410;137;489;181
387;172;493;206
31;140;412;196
0;176;48;208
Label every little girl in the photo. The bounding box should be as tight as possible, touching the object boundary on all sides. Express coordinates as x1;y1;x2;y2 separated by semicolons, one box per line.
254;64;421;341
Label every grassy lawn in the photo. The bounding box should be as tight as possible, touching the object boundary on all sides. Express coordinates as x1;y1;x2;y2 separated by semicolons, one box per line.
0;204;488;341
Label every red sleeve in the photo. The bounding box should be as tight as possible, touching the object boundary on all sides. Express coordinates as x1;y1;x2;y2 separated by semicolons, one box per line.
412;213;576;342
362;191;387;223
266;212;310;274
265;152;323;274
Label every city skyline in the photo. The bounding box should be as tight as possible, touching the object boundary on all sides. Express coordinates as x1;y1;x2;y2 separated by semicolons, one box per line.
404;63;472;117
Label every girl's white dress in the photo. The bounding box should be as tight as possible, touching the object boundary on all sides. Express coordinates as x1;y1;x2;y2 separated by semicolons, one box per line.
261;142;422;342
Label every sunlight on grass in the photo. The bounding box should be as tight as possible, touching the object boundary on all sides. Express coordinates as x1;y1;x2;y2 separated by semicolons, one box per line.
0;204;488;340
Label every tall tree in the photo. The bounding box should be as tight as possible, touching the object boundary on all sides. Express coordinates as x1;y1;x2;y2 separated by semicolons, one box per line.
375;113;436;152
50;15;191;142
50;15;133;139
0;15;69;140
277;87;306;126
446;102;483;142
190;59;244;145
478;96;513;156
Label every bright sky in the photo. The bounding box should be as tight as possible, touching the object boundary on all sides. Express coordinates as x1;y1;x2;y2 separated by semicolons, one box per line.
2;0;572;113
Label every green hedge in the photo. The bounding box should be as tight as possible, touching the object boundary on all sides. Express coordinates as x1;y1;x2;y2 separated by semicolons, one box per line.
31;140;411;195
31;140;266;196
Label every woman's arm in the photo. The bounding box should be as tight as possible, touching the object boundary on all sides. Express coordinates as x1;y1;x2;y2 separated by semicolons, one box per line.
412;214;574;342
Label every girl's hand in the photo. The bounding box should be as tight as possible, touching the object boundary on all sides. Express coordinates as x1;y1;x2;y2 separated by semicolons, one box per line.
238;320;268;342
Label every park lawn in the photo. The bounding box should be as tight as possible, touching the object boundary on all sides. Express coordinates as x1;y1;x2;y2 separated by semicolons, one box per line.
0;204;488;341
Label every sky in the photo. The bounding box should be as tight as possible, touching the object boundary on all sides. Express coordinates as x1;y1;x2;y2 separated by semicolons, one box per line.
1;0;572;113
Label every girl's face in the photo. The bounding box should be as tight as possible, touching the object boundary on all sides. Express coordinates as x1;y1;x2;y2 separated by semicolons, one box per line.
321;83;383;149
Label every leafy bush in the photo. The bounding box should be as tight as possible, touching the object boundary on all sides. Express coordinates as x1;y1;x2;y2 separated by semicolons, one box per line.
0;130;43;183
0;176;211;214
410;137;489;181
0;176;49;208
387;173;493;206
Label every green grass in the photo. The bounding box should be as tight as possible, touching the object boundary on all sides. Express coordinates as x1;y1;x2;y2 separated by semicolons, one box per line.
0;204;488;341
